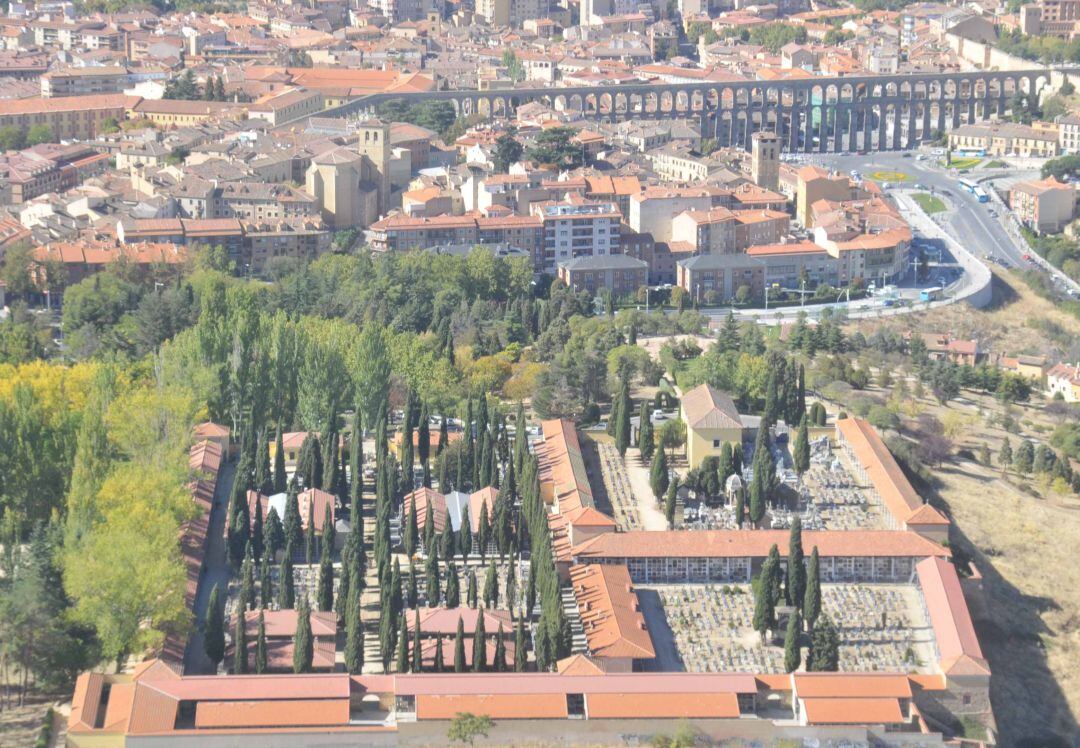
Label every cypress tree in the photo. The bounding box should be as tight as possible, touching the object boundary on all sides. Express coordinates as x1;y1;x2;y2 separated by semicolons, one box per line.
395;612;409;672
796;365;806;422
438;416;449;457
783;611;802;673
748;468;766;528
349;408;363;538
345;587;364;674
259;554;272;609
241;542;255;611
425;546;441;606
454;616;466;672
293;597;314;673
615;378;631;457
664;475;679;527
477;502;491;561
252;497;264;563
735;485;745;528
265;506;284;560
525;559;536;614
445;562;460;608
322;502;336;560
1015;439;1034;473
407;562;419;608
514;614;527;671
404;495;418;558
808;616;840;671
423;498;435;553
434;633;445;672
650;446;669;501
279;543;295;609
317;540;334;611
467;568;479;609
718;442;734;491
379;606;395;673
418;404;431;478
459;506;472;560
493;624;507;671
793;416;810;475
766;544;783;606
204;583;225;668
274;426;287;493
638;401;654;462
763;367;779;427
305;500;316;564
412;609;422;672
256;431;273;496
440;517;454;559
283;489;302;551
804;547;822;631
390;558;403;619
255;610;267;674
483;559;499;608
504;561;517;610
752;570;775;642
323;413;339;493
473;611;487;672
787;515;807;608
234;606;248;674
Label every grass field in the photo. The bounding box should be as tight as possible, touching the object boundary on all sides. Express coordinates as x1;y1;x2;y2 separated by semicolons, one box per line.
912;192;947;214
944;156;983;170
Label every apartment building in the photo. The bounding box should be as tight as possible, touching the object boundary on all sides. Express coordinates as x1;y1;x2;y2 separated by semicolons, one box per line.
534;201;622;274
0;95;139;141
629;186;723;243
557;254;648;295
41;67;130;97
0;144;108;204
949;122;1059;158
247;87;324;127
1009;176;1076;234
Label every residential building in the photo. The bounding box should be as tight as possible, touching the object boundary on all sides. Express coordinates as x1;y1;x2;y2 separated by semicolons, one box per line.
629;186;721;243
0;94;138;141
795;165;853;227
41;66;130;97
1056;113;1080;153
557;254;648;295
1047;362;1080;401
681;383;745;469
1009;176;1076;234
676;252;767;304
534;201;622;274
248;87;324;127
369;213;544;267
949;122;1059;158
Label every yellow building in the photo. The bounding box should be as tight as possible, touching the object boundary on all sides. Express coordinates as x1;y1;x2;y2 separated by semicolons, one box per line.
680;383;744;469
795;165;852;227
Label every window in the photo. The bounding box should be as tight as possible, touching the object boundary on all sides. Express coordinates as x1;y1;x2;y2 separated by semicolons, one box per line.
566;693;586;718
713;439;721;448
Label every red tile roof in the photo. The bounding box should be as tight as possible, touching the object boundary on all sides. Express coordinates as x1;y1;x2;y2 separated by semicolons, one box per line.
802;697;904;725
916;557;989;676
570;564;656;660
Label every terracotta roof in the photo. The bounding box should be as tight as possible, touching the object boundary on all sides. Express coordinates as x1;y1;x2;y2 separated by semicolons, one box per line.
588;691;740;719
537;419;596;515
195;698;349;729
573;529;950;560
404;607;512;636
802;697;904;725
681;383;742;430
746;240;824;256
403;487;448;533
416;692;568;720
570;564;655;661
836;418;949;527
915;557;989;676
793;673;912;699
556;654;607;675
393;671;758;696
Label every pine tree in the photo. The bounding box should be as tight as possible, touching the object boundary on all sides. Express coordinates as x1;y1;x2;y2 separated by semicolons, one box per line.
396;612;409;672
345;588;364;674
664;475;679;527
637;401;654;462
317;541;334;612
234;606;249;674
493;624;507;671
1015;439;1034;473
514;614;527;671
467;568;479;609
783;611;801;673
615;378;631;457
473;611;487;672
279;544;295;609
483;559;499;608
255;610;268;674
793;416;810;475
274;426;287;493
293;597;314;673
804;547;821;631
411;609;422;673
787;515;806;608
204;584;225;668
445;562;460;608
650;447;669;500
807;616;840;671
454;616;466;673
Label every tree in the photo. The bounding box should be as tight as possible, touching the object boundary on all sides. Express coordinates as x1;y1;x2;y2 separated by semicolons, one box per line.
664;475;679;527
492;133;523;172
345;588;364;674
293;597;314;673
650;447;669;501
803;547;821;631
412;609;423;673
614;378;632;457
459;506;472;560
445;562;460;608
783;611;802;673
426;546;441;606
748;468;766;529
448;712;494;745
473;612;487;672
233;606;249;674
279;545;295;609
204;584;225;668
526;126;584;168
493;624;507;671
353;324;392;427
454;616;466;672
265;507;284;560
316;539;334;611
638;401;655;461
26;124;55;146
467;568;479;609
752;571;775;641
793;416;810;475
807;616;840;671
396;612;409;673
787;515;806;608
483;559;499;608
999;437;1013;470
515;615;527;671
255;611;268;674
1015;439;1035;474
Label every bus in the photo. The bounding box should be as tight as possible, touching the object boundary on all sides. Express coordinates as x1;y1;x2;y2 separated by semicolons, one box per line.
958;179;990;202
